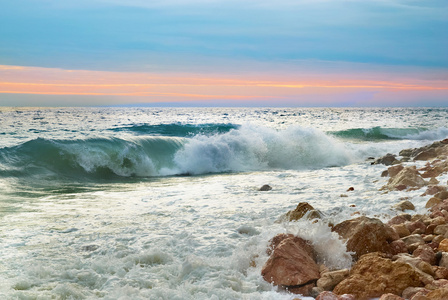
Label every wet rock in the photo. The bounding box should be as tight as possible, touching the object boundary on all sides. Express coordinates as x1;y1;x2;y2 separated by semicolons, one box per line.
346;187;354;192
283;202;322;222
374;153;400;166
435;191;448;201
388;165;405;177
338;295;356;300
261;236;319;287
331;216;399;259
333;252;424;300
427;197;443;209
316;269;349;291
259;184;272;191
382;166;426;191
287;282;315;296
394;200;415;211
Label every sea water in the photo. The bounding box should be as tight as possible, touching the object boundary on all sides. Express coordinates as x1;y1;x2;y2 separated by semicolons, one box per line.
1;107;448;299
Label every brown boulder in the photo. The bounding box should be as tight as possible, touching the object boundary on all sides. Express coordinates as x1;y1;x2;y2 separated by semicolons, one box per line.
261;236;320;287
283;202;322;222
388;214;412;226
394;200;416;211
388;164;405;177
333;252;424;300
382;166;426;191
374;153;400;166
332;216;399;259
259;184;272;191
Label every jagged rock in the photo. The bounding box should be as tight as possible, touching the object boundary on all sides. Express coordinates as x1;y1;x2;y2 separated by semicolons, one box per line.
282;202;322;222
259;184;272;191
316;269;349;291
374;153;400;166
333;252;424;300
331;216;399;259
393;254;435;284
388;165;405;177
394;200;415;211
261;236;319;287
423;186;446;196
425;279;448;290
382;166;426;191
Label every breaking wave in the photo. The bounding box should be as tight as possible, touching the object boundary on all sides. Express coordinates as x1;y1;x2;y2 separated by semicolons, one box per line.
0;125;354;181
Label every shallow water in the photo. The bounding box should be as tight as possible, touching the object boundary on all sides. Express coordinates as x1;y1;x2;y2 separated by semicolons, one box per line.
1;107;447;299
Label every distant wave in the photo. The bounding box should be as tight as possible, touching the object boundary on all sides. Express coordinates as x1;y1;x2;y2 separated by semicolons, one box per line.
0;125;353;181
109;123;239;137
330;126;448;141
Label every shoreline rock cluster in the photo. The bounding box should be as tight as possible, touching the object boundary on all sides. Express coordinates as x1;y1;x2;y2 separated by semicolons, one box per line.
261;139;448;300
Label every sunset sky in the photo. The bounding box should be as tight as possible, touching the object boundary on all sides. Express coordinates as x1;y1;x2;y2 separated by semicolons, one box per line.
0;0;447;107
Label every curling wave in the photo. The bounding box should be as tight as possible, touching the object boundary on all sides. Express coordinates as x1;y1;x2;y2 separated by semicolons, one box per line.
0;125;354;181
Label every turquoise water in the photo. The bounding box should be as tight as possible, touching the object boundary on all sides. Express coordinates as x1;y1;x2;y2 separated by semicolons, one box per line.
1;107;447;299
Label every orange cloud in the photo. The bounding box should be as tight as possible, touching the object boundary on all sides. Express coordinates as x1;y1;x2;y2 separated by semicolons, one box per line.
0;65;447;105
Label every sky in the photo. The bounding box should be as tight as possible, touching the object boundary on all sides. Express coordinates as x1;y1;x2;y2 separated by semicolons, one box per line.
0;0;447;107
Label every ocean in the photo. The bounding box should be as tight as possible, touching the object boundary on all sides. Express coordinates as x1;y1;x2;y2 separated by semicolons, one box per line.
1;107;448;299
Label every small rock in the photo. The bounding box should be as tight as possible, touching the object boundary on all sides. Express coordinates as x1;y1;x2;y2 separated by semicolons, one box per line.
394;200;415;211
347;187;354;192
438;239;448;252
259;184;272;191
315;291;338;300
283;202;322;222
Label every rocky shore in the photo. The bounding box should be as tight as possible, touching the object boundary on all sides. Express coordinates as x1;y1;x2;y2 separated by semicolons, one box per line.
262;139;448;300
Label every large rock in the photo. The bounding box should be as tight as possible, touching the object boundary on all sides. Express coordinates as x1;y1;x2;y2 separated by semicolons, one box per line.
333;252;424;300
283;202;322;222
261;236;320;287
382;166;426;191
331;216;399;259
